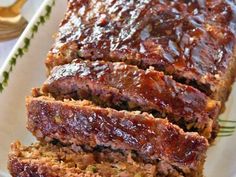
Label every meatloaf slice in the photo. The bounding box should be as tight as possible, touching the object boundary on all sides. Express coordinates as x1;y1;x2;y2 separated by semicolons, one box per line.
8;141;202;177
42;60;220;139
8;141;159;177
46;0;236;104
26;96;208;175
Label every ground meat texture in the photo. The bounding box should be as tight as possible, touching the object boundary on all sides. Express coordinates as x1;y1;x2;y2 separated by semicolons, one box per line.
42;60;220;140
26;96;208;176
46;0;236;104
8;141;162;177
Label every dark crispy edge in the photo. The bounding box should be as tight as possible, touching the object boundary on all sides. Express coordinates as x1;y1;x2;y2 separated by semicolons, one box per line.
212;46;236;108
200;46;236;141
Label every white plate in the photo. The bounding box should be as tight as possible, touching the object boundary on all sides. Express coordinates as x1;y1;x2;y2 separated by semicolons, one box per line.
0;0;236;176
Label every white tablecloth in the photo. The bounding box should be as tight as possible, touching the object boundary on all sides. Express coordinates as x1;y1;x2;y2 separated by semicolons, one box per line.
0;0;43;67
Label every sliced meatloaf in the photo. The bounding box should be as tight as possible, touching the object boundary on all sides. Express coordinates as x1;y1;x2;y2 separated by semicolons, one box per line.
8;141;202;177
8;141;156;177
46;0;236;104
26;96;208;175
42;60;220;139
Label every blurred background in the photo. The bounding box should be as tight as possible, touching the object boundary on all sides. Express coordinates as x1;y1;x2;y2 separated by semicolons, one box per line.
0;0;43;66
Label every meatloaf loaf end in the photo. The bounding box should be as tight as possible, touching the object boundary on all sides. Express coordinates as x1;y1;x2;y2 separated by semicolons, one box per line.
26;96;208;175
42;60;221;140
8;141;204;177
8;141;158;177
46;0;236;104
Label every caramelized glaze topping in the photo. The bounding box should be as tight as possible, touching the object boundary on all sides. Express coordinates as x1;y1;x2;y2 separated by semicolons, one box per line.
45;60;220;137
52;0;236;83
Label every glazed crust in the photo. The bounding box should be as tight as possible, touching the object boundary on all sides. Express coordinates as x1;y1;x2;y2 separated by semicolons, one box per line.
42;60;220;139
45;0;236;104
26;96;208;174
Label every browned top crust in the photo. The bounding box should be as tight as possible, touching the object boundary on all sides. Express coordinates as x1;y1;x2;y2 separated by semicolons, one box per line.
46;0;236;101
42;60;220;139
26;96;208;174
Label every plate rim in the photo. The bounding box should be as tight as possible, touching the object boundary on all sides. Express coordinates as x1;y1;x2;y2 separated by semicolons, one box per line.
0;0;56;93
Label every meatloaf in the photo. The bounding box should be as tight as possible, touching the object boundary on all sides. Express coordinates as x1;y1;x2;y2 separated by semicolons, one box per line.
42;60;220;139
26;96;208;175
46;0;236;104
8;141;200;177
